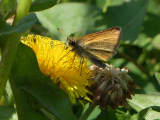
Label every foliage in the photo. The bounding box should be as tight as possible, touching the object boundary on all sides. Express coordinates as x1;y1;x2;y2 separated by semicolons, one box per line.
0;0;160;120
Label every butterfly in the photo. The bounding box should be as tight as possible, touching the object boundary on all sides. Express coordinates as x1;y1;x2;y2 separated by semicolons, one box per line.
58;27;121;68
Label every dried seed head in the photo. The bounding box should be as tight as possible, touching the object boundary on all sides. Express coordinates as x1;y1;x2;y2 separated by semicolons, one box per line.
89;64;140;110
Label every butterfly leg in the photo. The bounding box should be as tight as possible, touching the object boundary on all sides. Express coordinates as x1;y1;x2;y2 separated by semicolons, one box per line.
69;53;77;67
58;48;71;63
79;58;85;76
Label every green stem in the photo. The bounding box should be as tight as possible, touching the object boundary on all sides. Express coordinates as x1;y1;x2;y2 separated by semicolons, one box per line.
13;0;32;26
103;0;111;13
79;104;96;120
0;0;32;100
0;96;5;105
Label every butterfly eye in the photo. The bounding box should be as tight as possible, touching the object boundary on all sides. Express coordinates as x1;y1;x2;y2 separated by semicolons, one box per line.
67;37;76;46
70;41;76;46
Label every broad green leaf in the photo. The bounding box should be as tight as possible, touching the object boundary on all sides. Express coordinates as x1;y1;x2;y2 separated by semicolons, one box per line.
10;43;77;120
36;0;148;43
142;13;160;38
155;72;160;86
128;94;160;120
10;44;54;120
36;3;102;41
0;13;37;35
105;0;149;43
130;108;151;120
30;0;58;12
0;106;17;120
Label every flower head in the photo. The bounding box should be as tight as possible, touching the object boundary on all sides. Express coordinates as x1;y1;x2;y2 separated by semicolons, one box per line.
89;64;140;110
21;35;93;103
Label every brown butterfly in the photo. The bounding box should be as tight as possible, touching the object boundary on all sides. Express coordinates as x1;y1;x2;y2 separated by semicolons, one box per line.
58;27;121;68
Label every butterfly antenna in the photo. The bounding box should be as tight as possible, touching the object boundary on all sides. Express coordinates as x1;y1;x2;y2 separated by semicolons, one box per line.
57;28;68;37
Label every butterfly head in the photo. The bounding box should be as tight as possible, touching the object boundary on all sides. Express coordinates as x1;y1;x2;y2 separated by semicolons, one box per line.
67;37;77;48
57;28;78;48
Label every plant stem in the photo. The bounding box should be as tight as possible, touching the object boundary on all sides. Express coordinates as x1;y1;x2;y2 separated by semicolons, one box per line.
79;104;96;120
13;0;32;26
103;0;111;13
0;0;32;100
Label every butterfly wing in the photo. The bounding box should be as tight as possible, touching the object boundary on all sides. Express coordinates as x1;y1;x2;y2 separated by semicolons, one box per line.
80;27;121;61
87;49;115;61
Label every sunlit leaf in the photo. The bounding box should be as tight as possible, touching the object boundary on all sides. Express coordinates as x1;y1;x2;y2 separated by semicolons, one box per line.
155;72;160;86
128;94;160;120
36;0;148;43
130;108;151;120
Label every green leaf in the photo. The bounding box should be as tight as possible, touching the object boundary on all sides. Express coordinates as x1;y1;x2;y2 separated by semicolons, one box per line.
0;106;17;120
10;43;77;120
128;94;160;120
152;34;160;50
36;3;102;41
105;0;149;42
142;13;160;38
155;72;160;86
130;108;151;120
147;0;160;15
89;0;124;13
30;0;58;12
36;0;148;43
0;13;37;35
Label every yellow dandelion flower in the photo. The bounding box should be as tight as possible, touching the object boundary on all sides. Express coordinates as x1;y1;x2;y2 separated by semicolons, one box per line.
21;34;93;103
